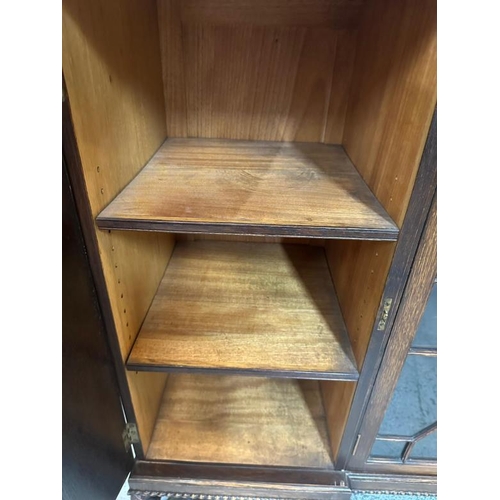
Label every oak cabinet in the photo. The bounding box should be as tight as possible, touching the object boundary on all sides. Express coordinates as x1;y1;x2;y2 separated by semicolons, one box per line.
62;0;437;498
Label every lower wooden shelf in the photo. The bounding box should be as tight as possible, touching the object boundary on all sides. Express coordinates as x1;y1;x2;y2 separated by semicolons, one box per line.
146;373;334;469
127;240;358;380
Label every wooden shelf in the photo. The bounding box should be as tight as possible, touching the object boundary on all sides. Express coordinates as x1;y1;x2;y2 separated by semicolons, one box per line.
146;373;334;469
97;139;398;240
127;240;358;380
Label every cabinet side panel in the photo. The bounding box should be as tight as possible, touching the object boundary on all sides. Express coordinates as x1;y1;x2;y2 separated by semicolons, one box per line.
322;0;436;461
63;0;172;453
342;0;437;226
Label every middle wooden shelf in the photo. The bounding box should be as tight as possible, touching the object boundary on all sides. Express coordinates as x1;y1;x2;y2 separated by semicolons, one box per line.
127;240;358;380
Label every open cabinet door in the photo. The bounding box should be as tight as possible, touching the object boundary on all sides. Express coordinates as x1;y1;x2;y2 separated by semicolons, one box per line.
63;157;134;500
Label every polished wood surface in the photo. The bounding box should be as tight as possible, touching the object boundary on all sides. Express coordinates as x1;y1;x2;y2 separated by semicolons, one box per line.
128;240;357;378
97;139;397;240
147;374;334;468
63;0;172;453
158;0;358;142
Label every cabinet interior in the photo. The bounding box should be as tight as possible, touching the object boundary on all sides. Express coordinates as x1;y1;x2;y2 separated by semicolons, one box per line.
63;0;436;468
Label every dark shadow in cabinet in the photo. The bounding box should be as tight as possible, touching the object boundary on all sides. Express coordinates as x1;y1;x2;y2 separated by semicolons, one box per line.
63;159;133;500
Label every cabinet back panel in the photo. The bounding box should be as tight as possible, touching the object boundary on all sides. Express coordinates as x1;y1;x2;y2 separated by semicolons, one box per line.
321;0;436;461
63;0;173;452
158;0;359;142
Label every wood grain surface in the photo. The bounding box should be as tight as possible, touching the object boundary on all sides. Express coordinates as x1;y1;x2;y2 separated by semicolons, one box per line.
128;240;358;378
97;139;398;240
146;374;334;468
158;0;359;142
63;0;172;453
178;0;366;27
342;0;437;227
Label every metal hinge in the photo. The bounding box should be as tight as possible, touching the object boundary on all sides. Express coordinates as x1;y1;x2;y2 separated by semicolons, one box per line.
122;423;140;451
376;297;393;331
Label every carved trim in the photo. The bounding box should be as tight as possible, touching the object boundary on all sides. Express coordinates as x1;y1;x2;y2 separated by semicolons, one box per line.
129;492;295;500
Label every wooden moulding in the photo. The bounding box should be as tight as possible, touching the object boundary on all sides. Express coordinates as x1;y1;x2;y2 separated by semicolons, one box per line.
97;139;398;240
129;461;351;500
127;240;358;380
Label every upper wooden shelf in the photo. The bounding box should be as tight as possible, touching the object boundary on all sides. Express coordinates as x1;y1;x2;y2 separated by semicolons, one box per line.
97;139;398;240
127;240;358;380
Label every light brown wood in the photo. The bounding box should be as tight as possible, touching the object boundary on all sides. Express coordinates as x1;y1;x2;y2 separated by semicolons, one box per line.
97;139;398;239
128;240;358;378
147;373;334;468
63;0;173;452
323;30;358;144
327;240;395;367
320;0;436;461
158;0;358;142
342;0;437;226
179;0;366;28
321;381;357;459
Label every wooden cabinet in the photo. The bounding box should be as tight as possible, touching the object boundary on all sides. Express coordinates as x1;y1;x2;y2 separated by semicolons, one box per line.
62;0;436;498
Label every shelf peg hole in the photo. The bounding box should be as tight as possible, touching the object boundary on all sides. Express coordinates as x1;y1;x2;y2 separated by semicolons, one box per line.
100;188;104;194
121;293;124;298
96;166;100;173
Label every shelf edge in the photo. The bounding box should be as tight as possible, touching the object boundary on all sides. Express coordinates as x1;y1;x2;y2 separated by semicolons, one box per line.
96;218;399;241
125;363;359;381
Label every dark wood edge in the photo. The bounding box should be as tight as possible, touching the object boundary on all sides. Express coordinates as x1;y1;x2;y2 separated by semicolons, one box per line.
132;461;343;485
96;218;399;241
358;460;437;476
334;110;437;468
126;363;359;381
129;461;351;500
348;193;437;469
348;472;437;494
62;79;145;458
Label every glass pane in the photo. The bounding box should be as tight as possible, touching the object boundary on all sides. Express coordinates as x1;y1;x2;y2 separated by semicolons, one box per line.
411;430;437;460
412;283;437;348
371;438;406;459
370;354;436;459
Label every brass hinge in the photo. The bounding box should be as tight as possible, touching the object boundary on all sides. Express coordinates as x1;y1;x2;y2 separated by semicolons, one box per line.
122;423;140;451
376;297;393;331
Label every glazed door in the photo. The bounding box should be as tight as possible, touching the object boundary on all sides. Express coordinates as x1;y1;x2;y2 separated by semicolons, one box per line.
347;195;437;475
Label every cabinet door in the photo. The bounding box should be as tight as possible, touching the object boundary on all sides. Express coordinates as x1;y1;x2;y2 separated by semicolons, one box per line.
63;158;134;500
347;195;437;476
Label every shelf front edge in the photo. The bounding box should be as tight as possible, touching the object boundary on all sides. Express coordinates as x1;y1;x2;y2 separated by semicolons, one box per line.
96;218;399;241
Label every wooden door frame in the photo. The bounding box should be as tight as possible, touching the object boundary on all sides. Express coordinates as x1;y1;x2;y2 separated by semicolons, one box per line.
347;193;437;474
335;111;437;469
